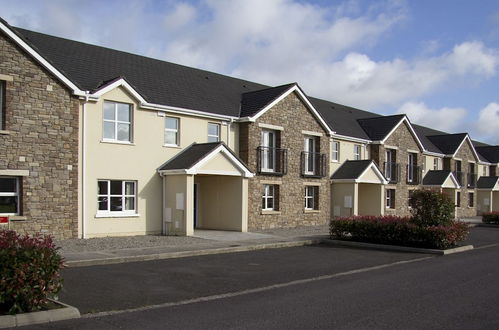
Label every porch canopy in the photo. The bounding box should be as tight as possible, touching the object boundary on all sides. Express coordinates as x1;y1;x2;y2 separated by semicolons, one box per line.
158;142;253;236
331;160;387;217
476;176;499;213
422;170;460;189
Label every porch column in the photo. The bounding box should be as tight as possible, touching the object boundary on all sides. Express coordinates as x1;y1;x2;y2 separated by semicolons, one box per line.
241;178;249;232
353;183;359;216
163;174;194;236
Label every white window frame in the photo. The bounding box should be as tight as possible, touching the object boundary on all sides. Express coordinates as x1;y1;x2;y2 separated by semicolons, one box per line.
164;116;180;147
407;153;416;183
0;81;5;130
353;144;361;160
262;184;275;211
433;158;440;170
0;176;20;216
304;136;316;175
102;101;132;143
385;149;395;180
261;130;276;172
305;186;318;210
332;141;339;162
484;166;489;176
207;123;221;142
386;189;395;209
97;180;137;216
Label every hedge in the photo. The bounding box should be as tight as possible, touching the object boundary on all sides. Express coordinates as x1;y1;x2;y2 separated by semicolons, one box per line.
330;216;469;250
482;212;499;224
0;230;64;315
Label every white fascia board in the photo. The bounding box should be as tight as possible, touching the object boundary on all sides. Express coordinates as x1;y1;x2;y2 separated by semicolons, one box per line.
423;151;445;157
237;117;256;122
142;103;237;121
451;135;481;162
250;85;334;136
380;116;425;152
158;169;189;176
447;173;461;189
358;162;388;184
331;133;371;144
190;144;254;178
0;21;85;96
90;78;147;103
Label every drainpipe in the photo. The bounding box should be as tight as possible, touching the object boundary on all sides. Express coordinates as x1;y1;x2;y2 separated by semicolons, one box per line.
81;92;89;239
227;118;233;148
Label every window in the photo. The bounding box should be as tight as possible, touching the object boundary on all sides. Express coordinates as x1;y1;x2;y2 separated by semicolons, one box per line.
484;166;489;176
262;184;278;211
456;191;461;207
103;101;132;142
385;149;396;181
386;189;395;209
165;117;180;146
261;130;276;172
207;123;220;142
331;141;339;162
304;136;317;174
0;177;20;215
433;158;440;170
98;180;136;214
0;81;5;130
408;190;415;208
353;144;361;160
407;153;417;183
305;186;319;210
468;192;474;207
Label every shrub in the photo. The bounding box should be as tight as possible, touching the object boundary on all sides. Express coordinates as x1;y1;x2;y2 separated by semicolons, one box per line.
482;212;499;224
410;190;455;227
330;216;469;249
0;230;64;315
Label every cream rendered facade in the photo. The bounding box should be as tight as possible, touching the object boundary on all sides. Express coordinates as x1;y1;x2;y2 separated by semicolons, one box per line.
78;86;242;238
329;138;369;175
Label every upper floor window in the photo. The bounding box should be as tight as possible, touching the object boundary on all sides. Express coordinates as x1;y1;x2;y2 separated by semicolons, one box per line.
165;117;180;146
0;177;20;216
304;136;317;174
484;166;489;176
103;101;132;142
433;158;441;170
98;180;136;214
407;153;417;183
207;123;220;142
384;149;398;183
332;141;339;162
0;81;5;130
353;144;361;160
261;130;276;172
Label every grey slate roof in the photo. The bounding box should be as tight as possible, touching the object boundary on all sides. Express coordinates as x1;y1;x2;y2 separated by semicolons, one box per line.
331;160;378;180
475;146;499;163
357;114;406;141
476;176;499;189
426;133;467;155
240;83;296;118
159;142;222;171
422;170;454;186
412;125;446;154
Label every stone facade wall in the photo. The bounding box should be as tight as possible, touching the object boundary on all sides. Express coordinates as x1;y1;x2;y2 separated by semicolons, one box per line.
374;122;424;217
452;139;478;218
0;32;79;239
241;92;330;230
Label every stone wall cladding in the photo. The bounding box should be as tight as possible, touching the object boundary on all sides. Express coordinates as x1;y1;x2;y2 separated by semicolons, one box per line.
242;92;330;230
374;122;424;217
451;139;478;218
0;32;79;239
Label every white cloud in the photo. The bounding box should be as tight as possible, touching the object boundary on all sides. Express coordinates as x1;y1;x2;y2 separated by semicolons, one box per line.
396;102;467;133
473;102;499;143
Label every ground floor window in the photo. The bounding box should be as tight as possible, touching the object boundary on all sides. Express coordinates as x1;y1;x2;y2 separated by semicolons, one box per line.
386;189;395;209
305;186;319;210
98;180;136;214
468;192;474;207
408;190;415;208
456;191;461;207
0;176;20;215
262;184;278;211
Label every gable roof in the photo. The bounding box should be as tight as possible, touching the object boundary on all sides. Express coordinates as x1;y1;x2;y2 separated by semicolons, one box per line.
331;160;387;184
240;83;296;118
477;176;499;189
357;114;406;141
422;170;460;188
158;142;253;177
426;133;468;155
475;146;499;164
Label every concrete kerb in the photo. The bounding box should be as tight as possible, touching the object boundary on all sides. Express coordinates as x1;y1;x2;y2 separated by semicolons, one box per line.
0;299;80;329
322;239;474;255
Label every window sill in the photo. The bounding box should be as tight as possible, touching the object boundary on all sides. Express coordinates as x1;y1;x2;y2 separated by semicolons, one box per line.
304;209;320;213
100;140;135;146
331;160;339;163
9;216;28;221
0;130;12;135
95;213;140;218
261;210;281;215
163;144;181;149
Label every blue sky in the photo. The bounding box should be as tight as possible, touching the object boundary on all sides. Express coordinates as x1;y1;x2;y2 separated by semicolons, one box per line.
1;0;499;144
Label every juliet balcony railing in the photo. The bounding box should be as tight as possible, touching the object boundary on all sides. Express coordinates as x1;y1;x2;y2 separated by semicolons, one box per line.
256;146;288;176
300;152;326;178
383;162;400;184
406;164;422;185
453;171;463;186
467;173;477;188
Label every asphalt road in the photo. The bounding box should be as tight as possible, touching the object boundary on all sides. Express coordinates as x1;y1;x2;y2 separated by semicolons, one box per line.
18;226;499;329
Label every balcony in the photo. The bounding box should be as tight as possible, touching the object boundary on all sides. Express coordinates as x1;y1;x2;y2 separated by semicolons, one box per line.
300;152;326;178
257;146;287;176
467;173;477;188
406;164;421;185
453;171;463;186
383;162;400;184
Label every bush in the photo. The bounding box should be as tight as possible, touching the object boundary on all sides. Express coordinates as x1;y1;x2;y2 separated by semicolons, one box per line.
483;212;499;224
330;216;469;249
410;190;455;227
0;230;64;315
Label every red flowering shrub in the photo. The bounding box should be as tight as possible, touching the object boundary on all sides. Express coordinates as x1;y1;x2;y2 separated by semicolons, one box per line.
330;216;469;249
482;212;499;224
0;230;64;315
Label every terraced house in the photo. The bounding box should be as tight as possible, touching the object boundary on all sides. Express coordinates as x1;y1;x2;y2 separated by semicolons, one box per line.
0;18;498;239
